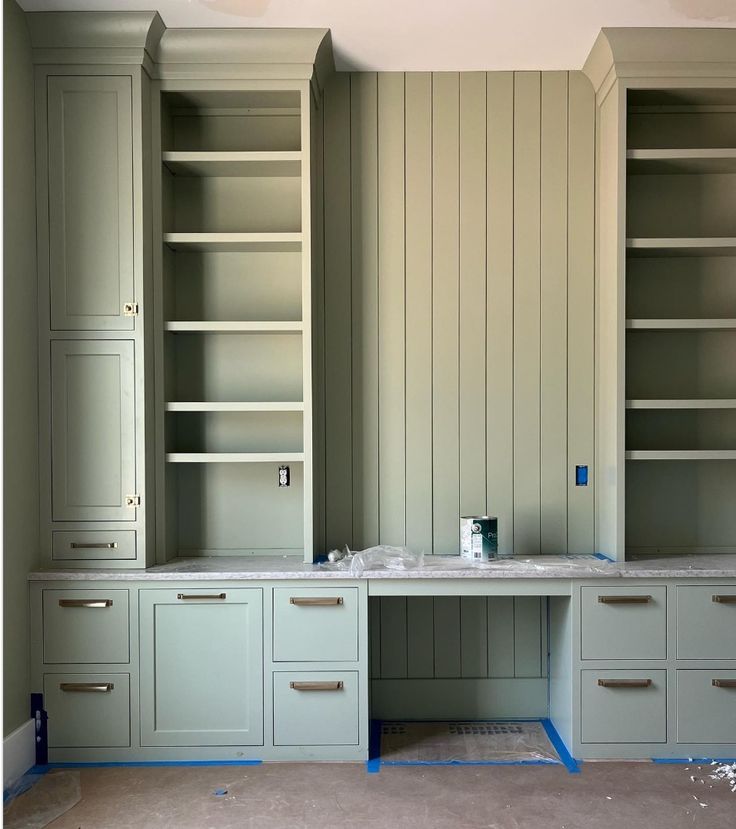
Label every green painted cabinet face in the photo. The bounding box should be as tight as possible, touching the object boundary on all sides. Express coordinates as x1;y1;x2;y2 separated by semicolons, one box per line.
677;670;736;744
47;76;134;330
51;340;136;521
139;588;263;747
677;586;736;659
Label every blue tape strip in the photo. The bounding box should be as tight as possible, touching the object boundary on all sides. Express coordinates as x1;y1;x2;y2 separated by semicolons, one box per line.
593;552;615;562
36;760;263;769
366;719;382;773
381;759;558;767
652;758;736;764
540;719;581;774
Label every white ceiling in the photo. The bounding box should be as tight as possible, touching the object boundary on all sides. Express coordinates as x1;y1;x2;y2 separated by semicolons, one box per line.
17;0;736;71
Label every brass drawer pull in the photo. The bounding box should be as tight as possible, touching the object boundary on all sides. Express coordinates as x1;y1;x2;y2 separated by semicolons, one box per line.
177;593;226;600
598;595;652;604
597;679;653;689
69;542;118;549
289;597;343;606
712;595;736;604
60;682;114;693
59;599;113;609
712;679;736;688
289;681;344;691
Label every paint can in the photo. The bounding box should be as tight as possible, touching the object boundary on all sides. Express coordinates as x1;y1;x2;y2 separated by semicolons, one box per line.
460;516;498;563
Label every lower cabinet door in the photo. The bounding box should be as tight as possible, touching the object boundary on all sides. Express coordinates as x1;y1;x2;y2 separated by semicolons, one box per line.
581;669;667;744
273;671;359;746
44;673;130;748
677;669;736;744
139;588;263;746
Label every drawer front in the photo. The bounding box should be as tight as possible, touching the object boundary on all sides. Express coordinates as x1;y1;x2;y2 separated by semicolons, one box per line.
44;673;130;747
581;669;667;744
581;586;666;660
677;670;736;744
52;530;136;561
677;586;736;660
43;589;129;664
273;671;359;746
273;588;358;662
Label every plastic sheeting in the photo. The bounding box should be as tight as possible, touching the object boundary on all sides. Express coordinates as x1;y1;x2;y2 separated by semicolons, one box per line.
379;721;561;764
3;771;81;829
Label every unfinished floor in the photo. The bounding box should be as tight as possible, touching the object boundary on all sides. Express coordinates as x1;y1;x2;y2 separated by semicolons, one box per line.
6;761;735;829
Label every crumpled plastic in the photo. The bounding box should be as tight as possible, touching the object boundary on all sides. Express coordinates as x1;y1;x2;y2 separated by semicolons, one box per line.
321;545;424;576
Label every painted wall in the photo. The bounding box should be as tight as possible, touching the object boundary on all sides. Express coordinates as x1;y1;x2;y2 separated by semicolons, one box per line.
3;0;39;736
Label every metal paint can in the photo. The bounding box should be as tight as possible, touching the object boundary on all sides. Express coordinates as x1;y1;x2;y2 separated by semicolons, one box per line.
460;516;498;562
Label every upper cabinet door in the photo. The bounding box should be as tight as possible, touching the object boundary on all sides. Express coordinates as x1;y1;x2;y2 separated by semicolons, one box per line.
47;76;135;331
51;340;137;521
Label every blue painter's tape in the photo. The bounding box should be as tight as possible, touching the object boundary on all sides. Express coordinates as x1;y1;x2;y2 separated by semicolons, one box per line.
540;719;581;774
652;758;736;764
41;760;263;769
593;552;615;562
381;759;558;767
366;719;382;774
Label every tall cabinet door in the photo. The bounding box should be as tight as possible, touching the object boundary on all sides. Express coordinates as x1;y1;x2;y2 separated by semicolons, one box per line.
51;340;137;521
139;589;264;747
47;76;134;331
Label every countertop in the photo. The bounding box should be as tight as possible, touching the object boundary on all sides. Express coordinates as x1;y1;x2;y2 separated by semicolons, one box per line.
27;553;736;581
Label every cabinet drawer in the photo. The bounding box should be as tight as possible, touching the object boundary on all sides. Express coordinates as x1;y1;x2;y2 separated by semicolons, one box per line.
581;586;666;660
581;670;667;744
677;670;736;744
273;671;359;746
43;673;130;747
677;586;736;660
273;588;358;662
52;530;136;561
43;589;129;664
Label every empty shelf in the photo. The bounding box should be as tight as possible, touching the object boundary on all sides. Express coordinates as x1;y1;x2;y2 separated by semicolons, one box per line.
165;321;303;333
166;402;305;412
162;151;301;177
166;452;305;463
164;233;302;252
626;319;736;330
626;399;736;409
626;450;736;460
627;148;736;174
626;238;736;257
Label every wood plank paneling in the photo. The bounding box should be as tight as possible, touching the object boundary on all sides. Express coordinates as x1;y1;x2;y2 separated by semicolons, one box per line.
433;596;462;677
380;596;407;678
407;596;435;678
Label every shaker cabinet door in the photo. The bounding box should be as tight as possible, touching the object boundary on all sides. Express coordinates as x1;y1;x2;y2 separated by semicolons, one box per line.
47;75;134;330
51;340;137;521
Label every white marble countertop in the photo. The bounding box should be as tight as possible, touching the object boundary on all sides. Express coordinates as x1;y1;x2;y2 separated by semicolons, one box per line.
27;553;736;581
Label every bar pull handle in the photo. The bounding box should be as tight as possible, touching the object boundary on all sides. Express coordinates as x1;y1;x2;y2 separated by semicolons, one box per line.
712;679;736;688
289;597;343;606
598;679;653;689
289;681;344;691
60;682;114;693
712;595;736;604
177;593;226;601
598;595;652;604
59;599;113;609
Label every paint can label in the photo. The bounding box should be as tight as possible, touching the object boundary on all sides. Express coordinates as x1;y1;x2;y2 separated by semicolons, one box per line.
460;516;498;562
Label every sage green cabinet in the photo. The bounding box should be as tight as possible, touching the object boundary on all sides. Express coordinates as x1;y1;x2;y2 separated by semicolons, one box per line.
677;670;736;744
677;586;736;660
47;75;134;331
51;340;137;522
139;588;263;747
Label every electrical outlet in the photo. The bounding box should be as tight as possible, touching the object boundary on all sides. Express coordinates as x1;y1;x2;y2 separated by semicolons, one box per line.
575;465;589;486
278;465;290;487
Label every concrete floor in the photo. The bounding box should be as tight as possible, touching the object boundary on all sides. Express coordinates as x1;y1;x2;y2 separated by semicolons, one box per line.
3;761;729;829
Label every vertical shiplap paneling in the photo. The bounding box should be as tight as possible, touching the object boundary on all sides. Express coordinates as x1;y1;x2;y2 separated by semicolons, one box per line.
567;71;596;554
369;596;382;677
460;596;488;677
513;596;543;677
404;74;434;555
407;596;435;677
486;73;515;555
380;596;408;678
540;72;569;553
432;73;461;554
513;72;542;555
323;74;354;550
433;596;462;677
459;73;487;517
350;74;380;549
487;596;515;677
377;74;407;546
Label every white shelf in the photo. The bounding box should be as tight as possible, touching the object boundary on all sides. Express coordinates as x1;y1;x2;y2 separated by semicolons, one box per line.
166;402;304;412
627;148;736;174
626;399;736;409
626;238;736;257
162;151;301;178
626;450;736;460
164;233;302;252
626;318;736;331
165;321;303;333
166;452;305;463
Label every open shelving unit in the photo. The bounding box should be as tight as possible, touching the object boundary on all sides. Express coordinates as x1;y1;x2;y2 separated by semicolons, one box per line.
155;85;319;561
624;87;736;558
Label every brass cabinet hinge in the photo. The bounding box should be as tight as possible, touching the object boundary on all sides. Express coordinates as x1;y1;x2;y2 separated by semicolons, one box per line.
123;302;139;316
125;494;140;507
